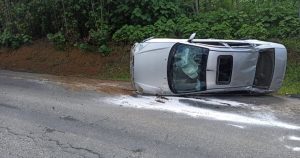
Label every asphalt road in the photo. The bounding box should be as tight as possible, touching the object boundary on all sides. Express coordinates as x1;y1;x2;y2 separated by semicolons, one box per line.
0;70;300;158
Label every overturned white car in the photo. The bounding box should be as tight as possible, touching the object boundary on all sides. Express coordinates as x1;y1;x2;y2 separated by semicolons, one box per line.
130;34;287;95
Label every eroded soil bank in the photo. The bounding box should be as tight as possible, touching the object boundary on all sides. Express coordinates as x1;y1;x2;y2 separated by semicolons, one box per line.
0;40;130;80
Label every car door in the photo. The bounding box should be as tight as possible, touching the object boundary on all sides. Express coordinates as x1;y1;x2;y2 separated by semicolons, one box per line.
206;49;258;91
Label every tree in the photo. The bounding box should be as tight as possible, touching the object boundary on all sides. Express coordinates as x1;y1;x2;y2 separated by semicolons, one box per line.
298;1;300;20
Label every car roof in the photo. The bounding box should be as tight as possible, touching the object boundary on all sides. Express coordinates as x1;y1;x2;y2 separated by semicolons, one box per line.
145;38;285;50
147;38;251;43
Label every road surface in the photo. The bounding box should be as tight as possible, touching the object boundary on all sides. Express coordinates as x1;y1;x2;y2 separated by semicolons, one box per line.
0;70;299;158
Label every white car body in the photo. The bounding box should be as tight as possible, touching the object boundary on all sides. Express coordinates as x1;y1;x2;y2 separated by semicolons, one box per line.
131;37;287;95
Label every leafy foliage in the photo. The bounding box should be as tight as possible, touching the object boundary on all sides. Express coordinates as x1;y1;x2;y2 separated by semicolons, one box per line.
0;29;31;49
112;25;155;43
47;32;66;50
107;0;180;29
0;0;299;50
235;23;269;40
208;22;233;39
98;44;111;56
111;1;300;43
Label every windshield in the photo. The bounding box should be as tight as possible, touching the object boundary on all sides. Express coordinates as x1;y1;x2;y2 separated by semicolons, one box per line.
168;43;209;94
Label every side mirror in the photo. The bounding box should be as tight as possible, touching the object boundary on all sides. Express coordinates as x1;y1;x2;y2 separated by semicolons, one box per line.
188;33;196;43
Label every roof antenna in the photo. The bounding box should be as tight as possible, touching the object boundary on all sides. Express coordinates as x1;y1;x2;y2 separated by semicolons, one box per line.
188;33;196;43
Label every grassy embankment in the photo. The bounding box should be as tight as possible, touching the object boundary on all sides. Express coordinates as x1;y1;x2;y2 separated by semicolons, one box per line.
279;39;300;95
0;39;299;94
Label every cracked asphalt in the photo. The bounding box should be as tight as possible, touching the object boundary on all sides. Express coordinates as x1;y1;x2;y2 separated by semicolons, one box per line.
0;70;300;158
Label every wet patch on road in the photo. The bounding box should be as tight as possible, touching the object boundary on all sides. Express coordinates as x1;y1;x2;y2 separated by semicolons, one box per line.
59;116;80;122
0;103;20;110
131;148;145;153
106;95;300;130
279;135;300;152
179;99;243;111
288;95;300;99
44;127;56;133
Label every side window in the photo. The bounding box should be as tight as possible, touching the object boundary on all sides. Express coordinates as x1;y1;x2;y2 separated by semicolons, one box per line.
216;55;233;85
168;43;209;93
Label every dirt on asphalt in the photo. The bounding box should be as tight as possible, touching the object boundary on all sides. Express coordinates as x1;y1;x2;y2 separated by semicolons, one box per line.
46;75;134;95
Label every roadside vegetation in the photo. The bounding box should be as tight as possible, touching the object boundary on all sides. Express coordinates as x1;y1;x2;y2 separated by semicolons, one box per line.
0;0;300;94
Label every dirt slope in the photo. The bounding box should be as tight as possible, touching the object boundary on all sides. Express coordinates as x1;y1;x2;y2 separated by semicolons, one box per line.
0;40;130;80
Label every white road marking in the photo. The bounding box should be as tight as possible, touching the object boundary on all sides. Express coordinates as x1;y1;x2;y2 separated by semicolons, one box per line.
106;95;300;130
279;136;285;142
227;124;246;129
279;136;300;152
285;145;300;152
288;136;300;141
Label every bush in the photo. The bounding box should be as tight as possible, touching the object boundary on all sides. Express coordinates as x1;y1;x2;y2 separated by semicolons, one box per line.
112;25;155;43
112;25;138;42
98;44;111;56
112;18;179;43
0;29;31;49
47;32;66;50
76;42;111;56
77;43;93;52
1;0;300;49
277;17;300;38
282;39;300;56
235;23;269;40
180;22;210;38
87;26;112;55
88;24;112;55
208;22;233;39
89;24;110;46
174;15;193;37
108;0;180;29
153;18;176;37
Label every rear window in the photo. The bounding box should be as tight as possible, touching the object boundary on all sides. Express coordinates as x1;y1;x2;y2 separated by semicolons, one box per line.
253;48;275;89
217;55;233;85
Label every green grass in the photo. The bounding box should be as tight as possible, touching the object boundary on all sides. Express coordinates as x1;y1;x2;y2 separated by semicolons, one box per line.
279;63;300;95
278;39;300;95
